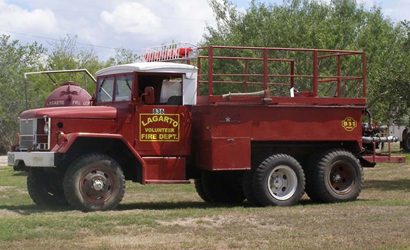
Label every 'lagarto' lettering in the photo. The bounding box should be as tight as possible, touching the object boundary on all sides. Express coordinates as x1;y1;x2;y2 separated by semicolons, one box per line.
142;115;179;127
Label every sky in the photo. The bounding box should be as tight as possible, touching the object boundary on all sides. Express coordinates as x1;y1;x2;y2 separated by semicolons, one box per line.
0;0;409;60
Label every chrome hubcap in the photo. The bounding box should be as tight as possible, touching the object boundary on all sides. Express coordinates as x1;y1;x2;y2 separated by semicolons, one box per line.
92;179;104;191
267;165;298;201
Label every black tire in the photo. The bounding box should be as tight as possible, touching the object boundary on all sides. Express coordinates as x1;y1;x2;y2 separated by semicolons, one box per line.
27;168;67;207
306;149;363;203
194;177;211;202
252;154;305;206
63;154;125;211
304;153;320;202
242;168;258;205
195;171;245;204
403;133;410;152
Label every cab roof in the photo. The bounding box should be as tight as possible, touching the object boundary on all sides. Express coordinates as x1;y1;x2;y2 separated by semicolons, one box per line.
95;62;197;77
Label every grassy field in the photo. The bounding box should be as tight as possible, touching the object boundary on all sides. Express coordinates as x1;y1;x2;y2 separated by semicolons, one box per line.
0;155;409;250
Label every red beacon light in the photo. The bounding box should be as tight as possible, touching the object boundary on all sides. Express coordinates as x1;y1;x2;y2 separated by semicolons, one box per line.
140;43;196;63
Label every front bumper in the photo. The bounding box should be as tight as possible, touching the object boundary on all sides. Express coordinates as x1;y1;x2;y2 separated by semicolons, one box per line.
7;151;55;167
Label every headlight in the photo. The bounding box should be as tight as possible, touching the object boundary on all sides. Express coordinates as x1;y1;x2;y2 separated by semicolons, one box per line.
43;121;49;134
57;131;67;145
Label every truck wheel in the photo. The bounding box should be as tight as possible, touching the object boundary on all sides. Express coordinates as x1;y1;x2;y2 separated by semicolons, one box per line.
27;168;67;207
195;171;245;204
403;133;410;152
194;177;211;202
306;149;363;203
63;154;125;211
252;154;305;206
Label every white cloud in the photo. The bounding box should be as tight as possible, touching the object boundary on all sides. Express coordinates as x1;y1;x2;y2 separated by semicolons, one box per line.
98;0;215;47
0;0;58;35
100;2;161;35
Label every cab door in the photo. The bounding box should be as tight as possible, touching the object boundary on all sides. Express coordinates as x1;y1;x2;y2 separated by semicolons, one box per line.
136;105;191;156
134;75;192;157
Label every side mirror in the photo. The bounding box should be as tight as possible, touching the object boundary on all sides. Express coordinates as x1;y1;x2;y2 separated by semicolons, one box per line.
143;86;155;104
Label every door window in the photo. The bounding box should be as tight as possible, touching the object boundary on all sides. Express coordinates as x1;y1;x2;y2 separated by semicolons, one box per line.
115;76;132;101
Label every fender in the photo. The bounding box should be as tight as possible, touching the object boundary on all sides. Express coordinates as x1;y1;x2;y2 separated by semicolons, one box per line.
52;132;147;181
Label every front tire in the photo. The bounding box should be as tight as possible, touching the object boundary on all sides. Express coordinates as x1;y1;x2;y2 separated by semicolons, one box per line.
306;149;363;203
27;168;67;207
63;154;125;211
252;154;305;206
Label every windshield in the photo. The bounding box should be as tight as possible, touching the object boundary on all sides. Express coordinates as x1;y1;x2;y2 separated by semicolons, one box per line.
97;78;114;102
115;76;132;101
97;74;133;102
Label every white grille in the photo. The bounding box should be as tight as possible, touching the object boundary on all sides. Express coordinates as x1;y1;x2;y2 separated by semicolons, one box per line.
19;119;36;150
19;118;50;151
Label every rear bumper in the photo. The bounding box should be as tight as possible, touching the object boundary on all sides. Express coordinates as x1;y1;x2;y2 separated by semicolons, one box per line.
7;151;55;167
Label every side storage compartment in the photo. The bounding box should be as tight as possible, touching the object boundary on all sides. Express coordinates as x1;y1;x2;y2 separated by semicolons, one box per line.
197;137;251;171
143;157;187;183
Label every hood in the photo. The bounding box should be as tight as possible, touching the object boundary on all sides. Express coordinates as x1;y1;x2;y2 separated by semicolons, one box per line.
20;106;117;119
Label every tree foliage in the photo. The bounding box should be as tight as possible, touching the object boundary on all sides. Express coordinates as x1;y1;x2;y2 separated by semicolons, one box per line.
205;0;410;123
0;35;112;154
0;35;45;153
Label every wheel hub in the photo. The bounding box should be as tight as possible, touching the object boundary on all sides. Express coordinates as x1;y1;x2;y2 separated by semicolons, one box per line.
332;173;342;183
329;162;354;193
81;170;112;201
267;165;297;201
92;179;105;191
273;176;285;188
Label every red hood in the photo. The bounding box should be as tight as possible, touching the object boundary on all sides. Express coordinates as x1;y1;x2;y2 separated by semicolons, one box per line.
20;106;117;119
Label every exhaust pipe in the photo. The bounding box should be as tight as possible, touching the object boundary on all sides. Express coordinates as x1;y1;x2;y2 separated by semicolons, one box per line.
362;136;399;143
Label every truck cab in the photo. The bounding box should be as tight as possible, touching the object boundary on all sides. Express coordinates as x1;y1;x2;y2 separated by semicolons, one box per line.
8;61;198;211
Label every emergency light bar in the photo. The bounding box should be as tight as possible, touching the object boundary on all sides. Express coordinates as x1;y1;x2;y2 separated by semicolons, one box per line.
138;42;197;63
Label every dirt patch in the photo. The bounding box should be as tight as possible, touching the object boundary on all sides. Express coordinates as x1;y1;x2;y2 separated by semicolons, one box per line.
0;209;26;217
157;214;287;231
0;156;7;167
0;186;15;191
82;231;198;249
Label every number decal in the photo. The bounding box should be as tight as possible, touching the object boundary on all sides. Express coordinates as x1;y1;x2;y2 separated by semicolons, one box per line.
341;117;357;132
152;108;165;114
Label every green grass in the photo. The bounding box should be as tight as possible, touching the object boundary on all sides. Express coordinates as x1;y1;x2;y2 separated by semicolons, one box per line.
0;160;410;249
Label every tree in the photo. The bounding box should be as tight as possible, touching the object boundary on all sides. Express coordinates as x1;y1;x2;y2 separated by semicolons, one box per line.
204;0;410;124
0;35;112;154
109;48;139;65
44;35;107;94
0;35;46;153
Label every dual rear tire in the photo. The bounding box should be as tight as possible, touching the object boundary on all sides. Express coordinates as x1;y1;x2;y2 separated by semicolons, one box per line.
305;149;363;203
195;154;306;206
194;171;245;204
243;154;305;206
196;150;363;206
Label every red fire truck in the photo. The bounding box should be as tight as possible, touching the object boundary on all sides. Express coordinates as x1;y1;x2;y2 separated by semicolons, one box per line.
7;45;404;211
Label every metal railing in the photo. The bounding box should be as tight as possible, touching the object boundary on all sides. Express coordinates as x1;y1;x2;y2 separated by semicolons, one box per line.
197;45;366;100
